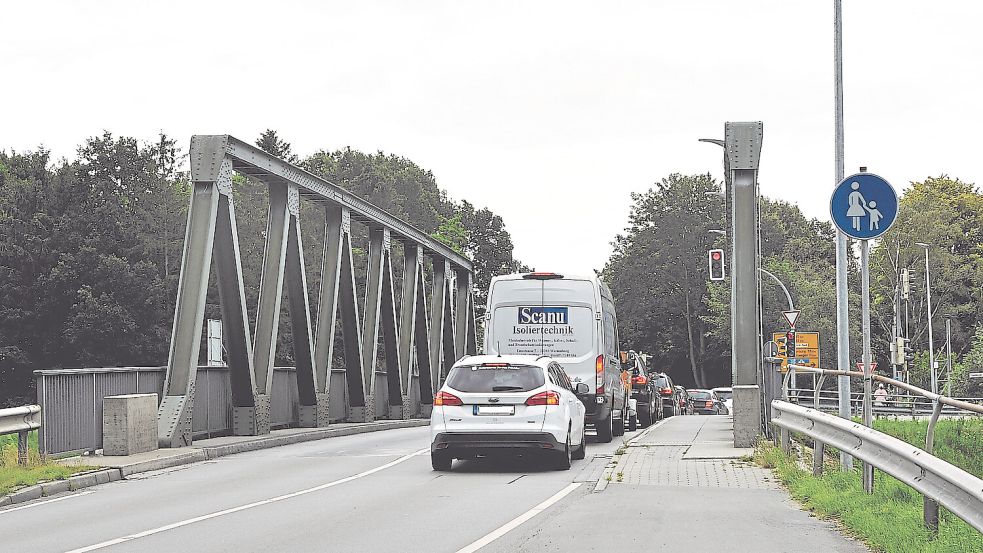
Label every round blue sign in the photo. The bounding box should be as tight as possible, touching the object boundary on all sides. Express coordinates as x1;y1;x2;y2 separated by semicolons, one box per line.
830;173;898;240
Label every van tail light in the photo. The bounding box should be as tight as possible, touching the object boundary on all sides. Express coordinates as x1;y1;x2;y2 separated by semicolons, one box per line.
595;355;604;395
705;400;713;409
660;388;673;396
632;376;647;386
526;391;560;406
434;391;463;406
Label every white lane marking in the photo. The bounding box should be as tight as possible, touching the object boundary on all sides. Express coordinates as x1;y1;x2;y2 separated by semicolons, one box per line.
65;447;429;553
0;491;95;515
454;482;582;553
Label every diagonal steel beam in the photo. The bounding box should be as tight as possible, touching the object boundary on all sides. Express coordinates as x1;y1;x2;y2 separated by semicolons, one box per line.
315;204;344;418
361;228;387;420
284;186;326;427
379;245;405;419
429;258;449;390
253;182;290;401
157;159;222;447
398;245;423;417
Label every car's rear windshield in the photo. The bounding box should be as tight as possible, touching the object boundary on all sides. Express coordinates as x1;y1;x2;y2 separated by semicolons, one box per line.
654;376;669;388
689;390;711;400
446;364;545;393
714;390;733;400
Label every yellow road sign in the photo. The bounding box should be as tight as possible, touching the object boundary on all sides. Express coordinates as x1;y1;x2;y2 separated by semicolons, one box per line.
772;331;820;373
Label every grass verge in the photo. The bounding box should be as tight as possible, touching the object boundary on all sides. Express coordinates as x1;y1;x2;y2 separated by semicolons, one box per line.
0;432;95;496
755;439;982;553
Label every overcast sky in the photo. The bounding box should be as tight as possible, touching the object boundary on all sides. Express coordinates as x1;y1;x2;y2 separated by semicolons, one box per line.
4;1;980;275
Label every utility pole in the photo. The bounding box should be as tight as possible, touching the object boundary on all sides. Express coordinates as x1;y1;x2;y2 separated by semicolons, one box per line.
833;0;853;470
917;243;936;394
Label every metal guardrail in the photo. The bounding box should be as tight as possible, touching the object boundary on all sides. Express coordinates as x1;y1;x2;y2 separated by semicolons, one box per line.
0;404;41;465
771;400;983;533
785;387;983;417
35;366;306;456
766;358;983;534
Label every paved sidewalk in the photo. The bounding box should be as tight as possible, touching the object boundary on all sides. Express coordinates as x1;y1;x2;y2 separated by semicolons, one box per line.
498;415;869;553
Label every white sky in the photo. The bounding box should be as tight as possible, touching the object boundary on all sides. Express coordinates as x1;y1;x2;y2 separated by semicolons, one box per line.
4;1;980;275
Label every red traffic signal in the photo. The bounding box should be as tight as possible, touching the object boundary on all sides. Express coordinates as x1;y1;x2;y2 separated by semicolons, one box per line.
708;249;725;281
785;331;796;358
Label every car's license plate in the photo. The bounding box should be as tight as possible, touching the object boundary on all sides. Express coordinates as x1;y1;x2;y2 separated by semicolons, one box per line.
474;405;515;416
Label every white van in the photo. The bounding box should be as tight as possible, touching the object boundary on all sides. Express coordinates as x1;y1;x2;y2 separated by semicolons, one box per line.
483;272;627;442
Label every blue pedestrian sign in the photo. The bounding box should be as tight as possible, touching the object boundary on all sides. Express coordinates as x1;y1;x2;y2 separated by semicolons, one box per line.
830;173;898;240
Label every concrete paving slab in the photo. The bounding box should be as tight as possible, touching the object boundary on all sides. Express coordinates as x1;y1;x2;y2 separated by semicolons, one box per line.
683;441;754;459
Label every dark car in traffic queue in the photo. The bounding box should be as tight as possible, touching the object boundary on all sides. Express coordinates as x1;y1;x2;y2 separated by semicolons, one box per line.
687;389;725;415
652;372;679;417
623;351;663;427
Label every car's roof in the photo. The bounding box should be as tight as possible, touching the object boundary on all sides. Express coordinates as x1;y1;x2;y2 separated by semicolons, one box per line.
453;354;550;368
711;387;733;391
688;388;711;392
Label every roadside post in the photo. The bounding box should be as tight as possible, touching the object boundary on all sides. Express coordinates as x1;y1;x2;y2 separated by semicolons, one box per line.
830;172;898;494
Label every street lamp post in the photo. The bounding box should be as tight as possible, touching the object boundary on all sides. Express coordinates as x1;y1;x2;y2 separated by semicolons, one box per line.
916;243;936;394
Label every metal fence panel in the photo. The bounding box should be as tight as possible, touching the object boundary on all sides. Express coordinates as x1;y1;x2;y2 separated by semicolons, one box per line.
35;366;303;455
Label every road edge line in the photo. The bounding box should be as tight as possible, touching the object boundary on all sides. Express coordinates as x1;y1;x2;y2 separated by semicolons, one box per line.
454;482;582;553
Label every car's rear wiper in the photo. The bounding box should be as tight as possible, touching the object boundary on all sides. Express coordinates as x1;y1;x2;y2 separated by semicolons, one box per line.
491;385;525;391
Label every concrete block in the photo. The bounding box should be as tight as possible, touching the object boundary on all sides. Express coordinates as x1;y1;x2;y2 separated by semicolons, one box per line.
0;495;11;507
69;473;98;490
41;480;71;496
103;393;158;456
733;385;762;448
9;485;43;504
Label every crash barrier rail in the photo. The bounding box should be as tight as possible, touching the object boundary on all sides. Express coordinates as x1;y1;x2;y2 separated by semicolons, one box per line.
784;387;983;417
0;405;41;465
157;135;477;447
765;358;983;533
771;400;983;534
35;366;309;456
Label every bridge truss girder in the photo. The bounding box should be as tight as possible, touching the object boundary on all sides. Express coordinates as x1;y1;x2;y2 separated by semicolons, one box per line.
158;135;476;448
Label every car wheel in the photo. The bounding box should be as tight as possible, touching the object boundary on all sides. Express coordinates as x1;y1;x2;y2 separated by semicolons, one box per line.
628;412;638;431
638;405;652;427
554;432;572;470
595;411;614;443
431;452;452;471
572;429;586;460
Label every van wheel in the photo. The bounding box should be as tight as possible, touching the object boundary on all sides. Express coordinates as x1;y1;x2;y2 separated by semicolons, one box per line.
638;406;652;428
612;404;625;437
431;452;452;471
595;412;614;443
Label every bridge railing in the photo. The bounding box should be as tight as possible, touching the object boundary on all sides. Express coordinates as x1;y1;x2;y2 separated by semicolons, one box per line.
766;359;983;534
35;366;306;456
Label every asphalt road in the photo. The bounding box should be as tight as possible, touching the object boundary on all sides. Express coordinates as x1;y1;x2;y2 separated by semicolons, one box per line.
0;424;633;553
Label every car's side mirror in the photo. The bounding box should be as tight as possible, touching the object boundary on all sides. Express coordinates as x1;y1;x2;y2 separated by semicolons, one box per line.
575;382;590;395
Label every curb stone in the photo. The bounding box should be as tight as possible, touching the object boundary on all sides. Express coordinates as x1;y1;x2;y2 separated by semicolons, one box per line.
1;419;428;509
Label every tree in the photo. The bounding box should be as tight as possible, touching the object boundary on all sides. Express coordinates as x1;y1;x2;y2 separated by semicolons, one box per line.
256;129;299;163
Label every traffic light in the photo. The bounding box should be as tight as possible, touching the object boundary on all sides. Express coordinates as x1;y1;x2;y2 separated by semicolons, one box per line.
903;337;914;362
708;249;725;281
891;336;905;365
785;331;796;359
776;336;787;356
900;268;910;300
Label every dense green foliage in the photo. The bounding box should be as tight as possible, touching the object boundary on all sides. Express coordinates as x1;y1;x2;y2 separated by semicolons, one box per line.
0;131;522;406
756;419;983;553
605;172;982;391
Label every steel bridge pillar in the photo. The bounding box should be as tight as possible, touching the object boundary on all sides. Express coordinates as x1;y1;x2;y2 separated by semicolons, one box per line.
726;122;765;448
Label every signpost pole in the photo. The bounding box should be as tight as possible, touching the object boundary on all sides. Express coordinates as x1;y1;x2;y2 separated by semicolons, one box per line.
860;239;875;493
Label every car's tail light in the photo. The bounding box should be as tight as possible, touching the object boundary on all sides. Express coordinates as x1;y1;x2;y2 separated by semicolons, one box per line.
434;391;462;406
526;391;560;406
632;375;647;386
705;400;713;409
522;272;564;280
595;355;604;395
660;387;673;395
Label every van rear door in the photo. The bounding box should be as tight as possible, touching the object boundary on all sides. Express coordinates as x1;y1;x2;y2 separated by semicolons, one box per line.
488;278;598;391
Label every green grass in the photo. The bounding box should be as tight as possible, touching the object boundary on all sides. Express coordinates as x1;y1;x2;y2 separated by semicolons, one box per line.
0;432;94;496
756;418;983;553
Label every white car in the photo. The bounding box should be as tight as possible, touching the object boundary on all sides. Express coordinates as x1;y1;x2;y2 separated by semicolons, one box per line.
430;354;588;471
712;387;733;414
